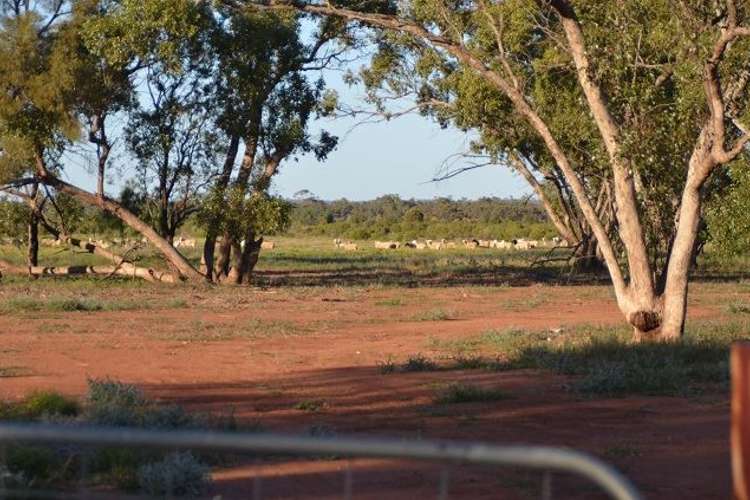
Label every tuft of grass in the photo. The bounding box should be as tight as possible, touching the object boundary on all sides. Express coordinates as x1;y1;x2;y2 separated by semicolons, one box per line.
294;399;326;412
434;383;509;404
377;356;397;374
376;298;404;306
728;301;750;314
411;308;453;321
401;354;439;372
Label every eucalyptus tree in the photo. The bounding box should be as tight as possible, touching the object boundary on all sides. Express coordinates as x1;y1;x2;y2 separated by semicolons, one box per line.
201;10;342;284
247;0;750;340
125;64;221;245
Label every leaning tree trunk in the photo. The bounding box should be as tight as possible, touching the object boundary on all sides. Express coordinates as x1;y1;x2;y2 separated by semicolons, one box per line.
34;158;205;282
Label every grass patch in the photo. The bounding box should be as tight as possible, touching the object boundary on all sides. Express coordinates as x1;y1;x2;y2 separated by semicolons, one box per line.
434;383;509;404
294;399;326;412
728;301;750;314
0;296;188;314
166;318;309;342
375;298;404;306
436;321;748;397
411;308;453;321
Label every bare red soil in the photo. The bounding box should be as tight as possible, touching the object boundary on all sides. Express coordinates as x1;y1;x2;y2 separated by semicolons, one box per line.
0;284;734;498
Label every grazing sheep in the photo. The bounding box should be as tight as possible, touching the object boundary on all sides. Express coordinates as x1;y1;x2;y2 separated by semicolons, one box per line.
175;236;196;249
427;240;445;250
404;241;417;248
515;239;537;250
261;241;275;250
374;241;399;249
462;239;479;249
333;238;343;248
342;242;358;251
477;239;492;248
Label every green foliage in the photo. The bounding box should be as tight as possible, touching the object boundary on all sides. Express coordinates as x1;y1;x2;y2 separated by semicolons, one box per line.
288;196;555;240
0;200;29;240
707;161;750;257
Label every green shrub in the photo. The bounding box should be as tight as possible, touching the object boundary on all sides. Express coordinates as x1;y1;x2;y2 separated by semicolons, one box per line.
21;391;79;419
5;445;60;481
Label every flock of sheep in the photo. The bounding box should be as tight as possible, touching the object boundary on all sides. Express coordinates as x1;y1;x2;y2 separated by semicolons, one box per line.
4;235;563;253
334;237;565;251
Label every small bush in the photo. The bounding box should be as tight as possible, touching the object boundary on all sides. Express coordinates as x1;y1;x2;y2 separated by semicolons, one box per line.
21;391;79;419
5;445;60;481
84;379;146;426
401;354;439;372
434;383;509;404
137;452;210;497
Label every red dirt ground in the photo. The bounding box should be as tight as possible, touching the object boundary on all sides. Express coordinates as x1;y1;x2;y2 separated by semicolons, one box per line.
0;284;736;498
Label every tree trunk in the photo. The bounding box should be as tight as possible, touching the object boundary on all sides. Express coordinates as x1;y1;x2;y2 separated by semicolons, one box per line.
27;211;38;268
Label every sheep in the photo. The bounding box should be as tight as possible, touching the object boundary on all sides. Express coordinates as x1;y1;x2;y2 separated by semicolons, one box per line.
462;239;479;249
261;241;275;250
446;241;457;249
374;241;399;249
175;236;196;249
342;242;358;251
427;240;445;250
333;238;343;248
477;239;492;248
491;240;514;250
514;239;537;250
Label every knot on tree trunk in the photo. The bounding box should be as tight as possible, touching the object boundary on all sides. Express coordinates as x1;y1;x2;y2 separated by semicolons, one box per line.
628;310;662;338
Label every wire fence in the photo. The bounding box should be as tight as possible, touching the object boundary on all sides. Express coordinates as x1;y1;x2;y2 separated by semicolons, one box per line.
0;422;641;499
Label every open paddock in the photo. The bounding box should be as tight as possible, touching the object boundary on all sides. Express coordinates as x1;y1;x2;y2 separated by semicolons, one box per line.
0;238;747;497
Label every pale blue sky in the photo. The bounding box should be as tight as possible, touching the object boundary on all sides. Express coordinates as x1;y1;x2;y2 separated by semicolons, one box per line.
63;47;531;202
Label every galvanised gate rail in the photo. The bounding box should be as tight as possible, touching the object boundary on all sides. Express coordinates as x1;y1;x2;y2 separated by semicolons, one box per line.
0;422;641;499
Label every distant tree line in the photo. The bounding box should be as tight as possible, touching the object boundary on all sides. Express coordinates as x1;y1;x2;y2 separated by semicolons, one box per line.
287;195;557;241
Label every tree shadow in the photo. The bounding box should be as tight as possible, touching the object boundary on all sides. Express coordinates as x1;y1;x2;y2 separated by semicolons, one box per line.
138;363;729;499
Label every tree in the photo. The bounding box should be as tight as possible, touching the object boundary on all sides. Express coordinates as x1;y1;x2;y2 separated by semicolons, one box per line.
125;65;220;244
247;0;750;340
200;10;342;284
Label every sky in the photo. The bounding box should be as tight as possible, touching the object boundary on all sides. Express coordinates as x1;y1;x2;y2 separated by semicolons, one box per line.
62;36;532;202
268;69;531;201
